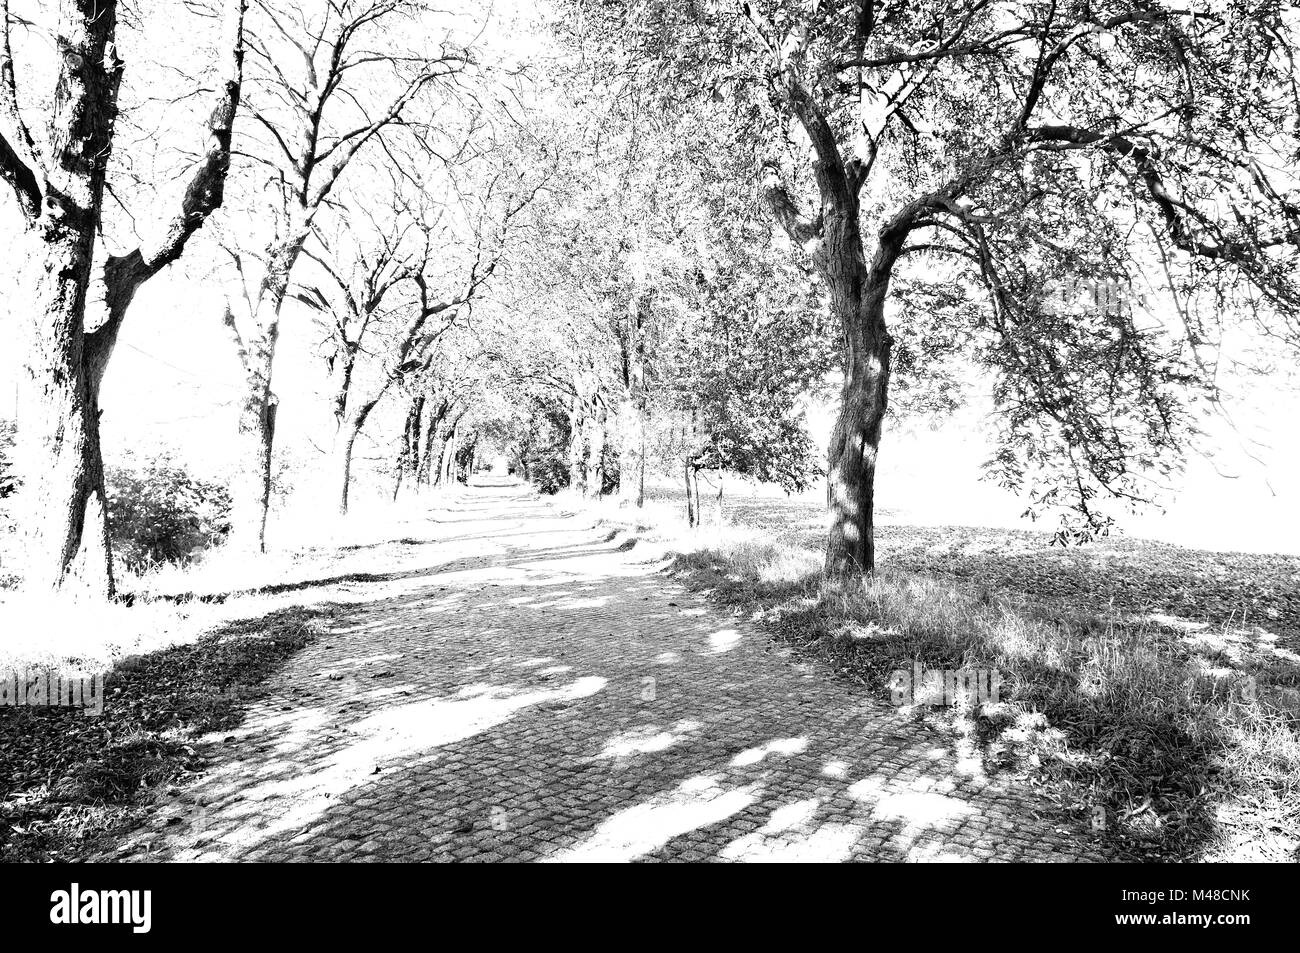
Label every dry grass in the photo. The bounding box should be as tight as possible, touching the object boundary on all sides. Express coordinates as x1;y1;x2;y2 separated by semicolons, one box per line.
591;491;1300;862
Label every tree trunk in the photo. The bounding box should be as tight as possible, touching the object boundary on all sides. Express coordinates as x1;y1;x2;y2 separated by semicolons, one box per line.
823;263;893;578
333;427;358;516
567;394;586;494
583;400;605;498
459;437;477;484
431;432;450;486
684;460;697;527
691;466;701;528
619;395;646;507
440;422;459;485
229;371;276;552
227;227;307;551
333;398;380;515
10;0;123;596
406;395;425;495
17;252;115;595
417;401;445;488
762;79;904;579
618;295;648;507
392;395;421;501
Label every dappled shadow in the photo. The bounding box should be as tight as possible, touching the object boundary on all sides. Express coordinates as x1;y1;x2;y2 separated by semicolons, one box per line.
109;488;1112;863
0;603;340;861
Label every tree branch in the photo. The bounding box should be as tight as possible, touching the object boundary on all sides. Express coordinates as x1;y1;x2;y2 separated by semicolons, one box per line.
0;0;40;220
87;0;249;385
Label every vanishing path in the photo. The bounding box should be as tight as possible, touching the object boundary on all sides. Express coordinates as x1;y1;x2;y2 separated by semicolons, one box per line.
116;479;1109;862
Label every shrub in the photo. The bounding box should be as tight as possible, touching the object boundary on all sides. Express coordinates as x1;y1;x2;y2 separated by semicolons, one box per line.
0;418;16;500
525;450;569;495
106;456;231;572
516;399;572;494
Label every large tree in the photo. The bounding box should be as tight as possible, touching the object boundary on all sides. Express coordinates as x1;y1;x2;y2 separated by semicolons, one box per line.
1;0;247;596
579;0;1300;576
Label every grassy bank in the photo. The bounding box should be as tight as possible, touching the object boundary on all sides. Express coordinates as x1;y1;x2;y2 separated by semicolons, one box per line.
586;488;1300;862
0;606;333;862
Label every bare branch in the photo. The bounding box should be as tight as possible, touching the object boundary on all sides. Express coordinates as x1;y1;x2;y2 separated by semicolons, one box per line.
88;0;249;383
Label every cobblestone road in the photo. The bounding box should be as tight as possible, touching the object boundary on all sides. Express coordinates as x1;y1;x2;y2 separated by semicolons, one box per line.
117;481;1110;862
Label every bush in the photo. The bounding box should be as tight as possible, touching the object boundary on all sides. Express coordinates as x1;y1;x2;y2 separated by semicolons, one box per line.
0;419;16;500
526;450;569;494
516;399;572;494
106;457;231;572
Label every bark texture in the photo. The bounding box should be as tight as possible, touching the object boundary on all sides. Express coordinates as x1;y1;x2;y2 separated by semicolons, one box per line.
14;0;122;594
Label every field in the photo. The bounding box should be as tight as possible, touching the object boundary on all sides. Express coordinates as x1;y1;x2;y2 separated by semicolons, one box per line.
703;486;1300;650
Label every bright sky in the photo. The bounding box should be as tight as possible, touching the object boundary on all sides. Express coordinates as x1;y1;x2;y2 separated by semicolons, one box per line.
805;366;1300;554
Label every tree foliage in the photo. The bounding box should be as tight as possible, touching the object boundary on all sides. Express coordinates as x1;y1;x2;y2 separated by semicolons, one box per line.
568;0;1300;549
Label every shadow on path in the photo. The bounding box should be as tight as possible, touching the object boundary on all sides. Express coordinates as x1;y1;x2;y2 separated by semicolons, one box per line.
110;486;1113;863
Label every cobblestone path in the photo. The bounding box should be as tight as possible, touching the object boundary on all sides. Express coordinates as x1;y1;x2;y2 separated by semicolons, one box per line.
117;480;1110;862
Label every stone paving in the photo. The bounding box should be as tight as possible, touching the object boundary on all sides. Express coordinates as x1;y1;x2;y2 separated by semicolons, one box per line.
116;481;1112;862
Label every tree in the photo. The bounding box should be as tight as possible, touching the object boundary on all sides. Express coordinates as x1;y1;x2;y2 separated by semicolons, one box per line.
292;156;534;513
1;0;247;596
216;0;472;550
578;0;1300;577
666;197;833;525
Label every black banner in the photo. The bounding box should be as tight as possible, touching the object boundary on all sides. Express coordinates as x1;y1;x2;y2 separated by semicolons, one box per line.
0;862;1281;941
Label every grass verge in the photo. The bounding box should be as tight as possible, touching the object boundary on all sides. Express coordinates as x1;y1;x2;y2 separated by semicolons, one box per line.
593;495;1300;862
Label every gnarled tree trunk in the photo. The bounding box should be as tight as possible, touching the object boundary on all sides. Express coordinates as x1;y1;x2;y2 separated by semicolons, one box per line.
19;245;116;595
821;229;894;578
763;80;903;578
11;0;122;595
